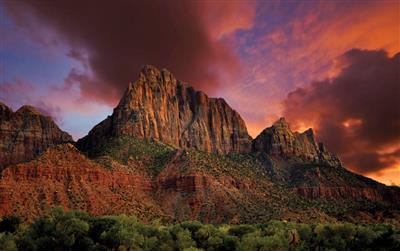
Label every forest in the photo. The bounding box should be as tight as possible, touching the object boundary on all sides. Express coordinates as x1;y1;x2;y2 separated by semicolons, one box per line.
0;208;399;251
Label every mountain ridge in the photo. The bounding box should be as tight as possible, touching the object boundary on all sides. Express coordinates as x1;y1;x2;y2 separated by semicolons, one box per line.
0;102;72;169
77;65;252;154
0;65;399;224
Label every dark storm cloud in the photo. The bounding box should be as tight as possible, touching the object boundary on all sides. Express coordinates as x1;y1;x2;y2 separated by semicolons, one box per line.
283;49;400;174
4;0;242;104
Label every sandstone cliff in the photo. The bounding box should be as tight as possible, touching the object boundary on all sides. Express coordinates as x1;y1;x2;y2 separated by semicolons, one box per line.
251;118;400;204
252;117;341;166
0;102;72;169
77;65;252;153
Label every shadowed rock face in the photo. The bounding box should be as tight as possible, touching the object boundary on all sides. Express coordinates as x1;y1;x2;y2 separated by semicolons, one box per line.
251;118;400;204
0;102;72;169
77;65;252;153
252;117;341;166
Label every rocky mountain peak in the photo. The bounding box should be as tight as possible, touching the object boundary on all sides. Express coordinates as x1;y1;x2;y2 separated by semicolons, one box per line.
77;66;252;153
0;101;11;110
272;117;290;128
0;103;73;169
0;102;13;118
252;118;341;166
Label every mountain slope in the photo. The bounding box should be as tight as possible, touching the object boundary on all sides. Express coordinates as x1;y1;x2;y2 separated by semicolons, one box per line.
0;143;162;222
0;140;334;223
252;117;400;203
77;65;252;154
0;102;72;169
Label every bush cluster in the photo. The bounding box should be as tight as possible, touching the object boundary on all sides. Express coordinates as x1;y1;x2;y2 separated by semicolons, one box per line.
0;208;399;251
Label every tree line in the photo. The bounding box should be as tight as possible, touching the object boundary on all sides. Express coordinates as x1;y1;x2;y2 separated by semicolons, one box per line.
0;208;399;251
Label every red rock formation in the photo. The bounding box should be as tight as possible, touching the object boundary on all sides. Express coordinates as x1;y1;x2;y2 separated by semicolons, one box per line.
0;144;268;223
77;65;252;153
0;102;72;169
252;117;341;166
252;117;400;205
0;144;160;221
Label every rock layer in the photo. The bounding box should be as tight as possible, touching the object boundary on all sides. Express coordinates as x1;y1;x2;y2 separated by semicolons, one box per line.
0;144;160;221
0;102;72;169
77;65;252;153
0;144;283;223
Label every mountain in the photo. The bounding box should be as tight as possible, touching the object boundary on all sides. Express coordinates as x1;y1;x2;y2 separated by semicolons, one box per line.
252;117;400;203
0;66;399;224
0;102;72;169
77;65;252;153
252;117;341;166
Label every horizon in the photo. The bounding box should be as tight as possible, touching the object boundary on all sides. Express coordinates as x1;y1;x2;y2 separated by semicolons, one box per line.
1;0;399;186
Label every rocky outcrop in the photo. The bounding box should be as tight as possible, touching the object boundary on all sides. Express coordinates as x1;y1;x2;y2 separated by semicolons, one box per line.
0;102;72;169
0;144;160;221
77;65;252;153
252;118;400;205
252;117;341;166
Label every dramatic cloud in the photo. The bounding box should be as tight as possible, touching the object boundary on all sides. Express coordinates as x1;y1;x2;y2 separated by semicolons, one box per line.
283;49;400;175
4;0;255;105
223;1;399;138
2;1;398;185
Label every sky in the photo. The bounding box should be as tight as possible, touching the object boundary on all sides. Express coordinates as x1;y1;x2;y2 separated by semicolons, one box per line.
0;0;399;185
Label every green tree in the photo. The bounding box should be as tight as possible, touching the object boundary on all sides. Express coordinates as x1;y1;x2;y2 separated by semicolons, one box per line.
177;229;196;250
0;233;17;251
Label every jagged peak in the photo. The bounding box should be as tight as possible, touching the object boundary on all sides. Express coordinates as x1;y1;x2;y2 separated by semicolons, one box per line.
273;117;288;125
255;117;292;140
128;65;177;91
0;101;10;108
0;101;12;112
16;105;42;115
302;128;315;138
0;101;13;119
271;117;291;131
141;64;161;75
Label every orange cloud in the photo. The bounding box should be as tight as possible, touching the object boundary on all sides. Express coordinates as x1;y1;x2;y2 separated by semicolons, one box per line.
223;3;399;155
283;49;400;185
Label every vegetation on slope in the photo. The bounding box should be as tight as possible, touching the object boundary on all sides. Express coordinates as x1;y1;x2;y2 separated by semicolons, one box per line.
78;137;400;225
84;136;267;179
81;137;326;223
0;208;399;251
85;137;177;176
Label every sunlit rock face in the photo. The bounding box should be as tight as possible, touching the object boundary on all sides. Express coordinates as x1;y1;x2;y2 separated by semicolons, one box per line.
77;65;252;153
252;117;341;167
0;102;72;169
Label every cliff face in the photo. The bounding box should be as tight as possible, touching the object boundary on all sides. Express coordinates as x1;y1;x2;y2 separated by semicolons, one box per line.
0;102;72;169
251;117;400;204
252;117;341;166
77;65;252;153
